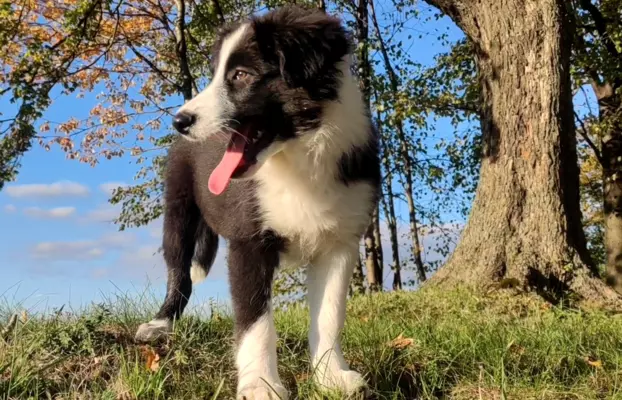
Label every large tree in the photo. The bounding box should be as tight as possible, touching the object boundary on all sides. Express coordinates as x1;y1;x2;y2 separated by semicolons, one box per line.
423;0;621;305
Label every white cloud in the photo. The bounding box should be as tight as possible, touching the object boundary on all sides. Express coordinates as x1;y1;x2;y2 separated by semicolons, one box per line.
99;182;127;196
30;232;135;261
5;181;89;198
24;206;76;219
3;204;17;213
81;204;120;223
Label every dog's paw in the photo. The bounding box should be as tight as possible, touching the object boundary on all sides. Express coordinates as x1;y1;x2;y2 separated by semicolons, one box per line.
237;380;288;400
315;369;368;397
134;319;172;343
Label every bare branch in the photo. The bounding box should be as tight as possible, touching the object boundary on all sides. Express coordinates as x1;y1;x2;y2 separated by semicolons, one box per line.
575;110;604;165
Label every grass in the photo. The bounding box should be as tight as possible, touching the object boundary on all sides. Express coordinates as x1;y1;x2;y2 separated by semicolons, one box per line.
2;287;622;399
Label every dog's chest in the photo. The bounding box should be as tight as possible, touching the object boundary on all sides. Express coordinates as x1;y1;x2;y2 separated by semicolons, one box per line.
255;157;373;262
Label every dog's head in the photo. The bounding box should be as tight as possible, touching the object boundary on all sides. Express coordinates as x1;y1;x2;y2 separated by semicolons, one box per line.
172;6;352;195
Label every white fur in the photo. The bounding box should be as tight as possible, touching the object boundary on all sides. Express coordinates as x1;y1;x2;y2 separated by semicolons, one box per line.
255;60;375;264
177;24;249;141
307;245;367;394
190;261;208;284
135;318;172;342
253;59;371;395
236;311;287;400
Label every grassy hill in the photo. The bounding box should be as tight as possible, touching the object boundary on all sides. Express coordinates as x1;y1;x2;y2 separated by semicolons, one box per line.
2;288;622;399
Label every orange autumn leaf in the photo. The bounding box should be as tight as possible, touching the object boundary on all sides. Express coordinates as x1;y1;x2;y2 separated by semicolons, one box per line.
387;333;414;350
142;346;161;372
584;356;603;369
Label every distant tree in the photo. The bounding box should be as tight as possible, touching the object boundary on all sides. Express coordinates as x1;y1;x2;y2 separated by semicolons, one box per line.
570;0;622;293
352;0;384;291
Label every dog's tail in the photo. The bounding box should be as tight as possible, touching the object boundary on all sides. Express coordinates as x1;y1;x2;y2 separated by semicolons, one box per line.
190;219;219;284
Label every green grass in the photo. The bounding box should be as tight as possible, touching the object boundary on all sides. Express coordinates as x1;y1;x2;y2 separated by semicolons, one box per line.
3;287;622;399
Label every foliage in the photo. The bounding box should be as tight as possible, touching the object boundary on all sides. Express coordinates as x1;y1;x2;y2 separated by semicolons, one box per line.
5;0;620;294
570;0;622;268
4;288;622;398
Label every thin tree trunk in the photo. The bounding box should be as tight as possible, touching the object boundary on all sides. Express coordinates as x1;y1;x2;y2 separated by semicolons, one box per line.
381;168;403;290
599;86;622;293
571;0;622;295
355;0;383;291
424;0;621;307
375;104;402;290
369;0;425;283
372;206;384;289
351;253;366;295
174;0;196;100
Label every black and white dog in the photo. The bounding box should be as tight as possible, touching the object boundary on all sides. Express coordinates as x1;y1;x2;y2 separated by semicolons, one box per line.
135;6;380;399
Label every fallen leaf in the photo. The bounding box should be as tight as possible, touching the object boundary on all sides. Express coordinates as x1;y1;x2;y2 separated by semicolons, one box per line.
142;346;161;372
387;333;414;350
20;310;28;323
295;372;310;382
584;356;602;369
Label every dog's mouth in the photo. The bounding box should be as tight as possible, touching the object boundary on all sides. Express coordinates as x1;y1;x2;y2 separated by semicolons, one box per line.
208;122;272;195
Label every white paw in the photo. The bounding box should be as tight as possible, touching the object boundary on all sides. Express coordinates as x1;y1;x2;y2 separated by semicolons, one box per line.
134;319;172;343
315;369;367;396
237;380;288;400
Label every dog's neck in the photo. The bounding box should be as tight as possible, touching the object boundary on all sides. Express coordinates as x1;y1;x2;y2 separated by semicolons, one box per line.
267;60;371;182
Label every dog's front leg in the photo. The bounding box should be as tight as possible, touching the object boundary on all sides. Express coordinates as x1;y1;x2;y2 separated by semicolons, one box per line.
307;244;367;395
228;237;287;400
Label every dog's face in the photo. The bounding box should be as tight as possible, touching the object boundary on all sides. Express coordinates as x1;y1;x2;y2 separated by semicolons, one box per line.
173;6;351;195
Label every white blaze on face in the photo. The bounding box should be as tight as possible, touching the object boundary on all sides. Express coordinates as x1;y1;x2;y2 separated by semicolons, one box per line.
177;24;249;140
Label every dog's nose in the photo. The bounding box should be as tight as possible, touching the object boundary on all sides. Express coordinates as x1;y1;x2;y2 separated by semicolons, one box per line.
172;111;196;134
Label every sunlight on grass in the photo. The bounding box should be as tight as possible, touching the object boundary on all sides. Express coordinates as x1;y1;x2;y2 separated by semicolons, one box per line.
2;287;622;399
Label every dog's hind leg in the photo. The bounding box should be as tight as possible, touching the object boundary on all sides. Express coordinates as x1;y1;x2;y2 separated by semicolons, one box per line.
190;219;219;284
307;243;367;396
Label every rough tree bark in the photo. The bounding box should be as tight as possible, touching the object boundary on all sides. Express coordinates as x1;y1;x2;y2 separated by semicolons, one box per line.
424;0;621;306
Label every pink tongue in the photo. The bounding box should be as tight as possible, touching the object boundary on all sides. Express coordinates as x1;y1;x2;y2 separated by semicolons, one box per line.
208;134;246;195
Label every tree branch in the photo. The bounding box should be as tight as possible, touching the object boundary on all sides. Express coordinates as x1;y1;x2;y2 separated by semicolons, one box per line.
174;0;196;100
212;0;226;24
575;110;604;165
579;0;620;59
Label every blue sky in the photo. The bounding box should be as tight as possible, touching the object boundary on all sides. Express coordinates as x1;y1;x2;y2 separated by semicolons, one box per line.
0;4;465;315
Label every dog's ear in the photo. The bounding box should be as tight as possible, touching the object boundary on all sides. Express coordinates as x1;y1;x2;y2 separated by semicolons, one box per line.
253;6;351;86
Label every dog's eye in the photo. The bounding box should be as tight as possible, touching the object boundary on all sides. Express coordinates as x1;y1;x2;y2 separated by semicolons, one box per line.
233;70;249;81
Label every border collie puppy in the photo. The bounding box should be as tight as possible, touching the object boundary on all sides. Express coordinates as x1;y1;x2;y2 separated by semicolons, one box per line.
135;5;379;399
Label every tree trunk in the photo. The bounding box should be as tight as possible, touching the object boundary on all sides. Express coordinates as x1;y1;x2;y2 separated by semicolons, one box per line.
381;175;403;290
377;117;403;290
364;221;382;291
355;0;383;291
599;85;622;294
369;0;426;284
351;253;366;295
424;0;621;306
401;155;427;284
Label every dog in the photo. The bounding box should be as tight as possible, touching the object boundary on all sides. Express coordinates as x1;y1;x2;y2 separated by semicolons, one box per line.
135;5;380;399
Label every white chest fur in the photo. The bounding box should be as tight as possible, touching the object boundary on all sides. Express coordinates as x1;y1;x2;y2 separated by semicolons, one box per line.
253;60;374;267
254;71;374;265
256;150;374;266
